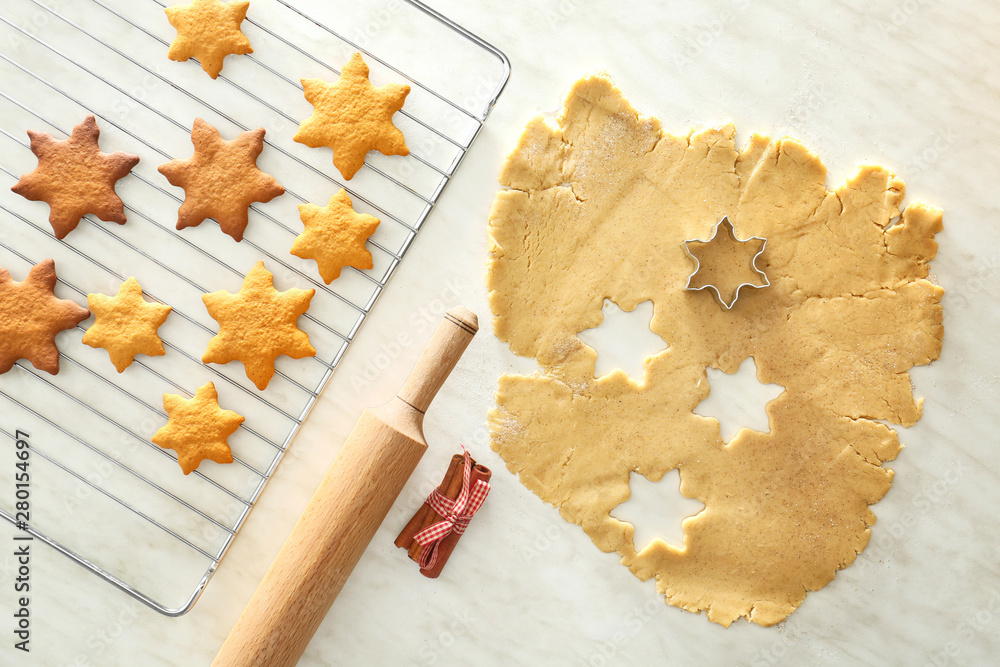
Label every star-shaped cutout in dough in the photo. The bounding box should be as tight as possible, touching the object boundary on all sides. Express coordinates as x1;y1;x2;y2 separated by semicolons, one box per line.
610;469;706;552
693;357;785;443
292;189;380;284
165;0;252;79
576;299;667;382
294;52;410;180
683;216;769;309
0;259;90;374
202;261;315;390
158;118;284;242
152;382;244;474
11;115;140;240
82;277;173;373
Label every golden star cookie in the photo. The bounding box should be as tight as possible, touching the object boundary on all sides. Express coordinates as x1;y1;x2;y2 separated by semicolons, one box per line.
294;52;410;180
165;0;252;79
202;261;315;390
152;382;244;474
158;118;284;242
82;277;172;373
0;259;90;374
291;189;380;283
11;116;140;240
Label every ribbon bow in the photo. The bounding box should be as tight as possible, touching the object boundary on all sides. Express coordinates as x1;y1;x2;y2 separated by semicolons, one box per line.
413;449;490;570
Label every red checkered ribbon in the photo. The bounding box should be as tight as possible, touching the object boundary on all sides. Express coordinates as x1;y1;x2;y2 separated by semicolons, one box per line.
413;450;490;570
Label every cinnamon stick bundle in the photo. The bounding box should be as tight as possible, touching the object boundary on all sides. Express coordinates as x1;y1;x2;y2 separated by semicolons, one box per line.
395;452;491;578
394;455;463;553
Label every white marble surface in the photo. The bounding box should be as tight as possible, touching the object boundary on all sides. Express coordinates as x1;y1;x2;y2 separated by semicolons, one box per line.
3;0;1000;665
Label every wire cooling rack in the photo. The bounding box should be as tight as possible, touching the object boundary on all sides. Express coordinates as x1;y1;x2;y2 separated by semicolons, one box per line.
0;0;508;615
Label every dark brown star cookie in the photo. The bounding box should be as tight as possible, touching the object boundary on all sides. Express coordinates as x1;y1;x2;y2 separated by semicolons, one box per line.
11;116;140;240
158;118;284;242
0;259;90;374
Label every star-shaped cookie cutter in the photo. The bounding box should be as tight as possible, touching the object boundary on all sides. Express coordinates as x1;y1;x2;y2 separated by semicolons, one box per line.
682;216;769;310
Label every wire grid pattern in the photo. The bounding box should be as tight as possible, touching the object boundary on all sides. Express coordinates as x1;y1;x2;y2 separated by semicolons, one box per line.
0;0;507;615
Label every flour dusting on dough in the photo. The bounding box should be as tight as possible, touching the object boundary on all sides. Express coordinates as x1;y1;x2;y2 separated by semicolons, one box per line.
486;73;943;627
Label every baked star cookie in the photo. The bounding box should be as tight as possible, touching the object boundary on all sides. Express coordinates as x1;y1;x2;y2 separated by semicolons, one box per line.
202;261;315;390
82;277;172;372
11;116;140;240
0;259;90;374
158;118;284;242
165;0;252;79
292;189;380;283
294;52;410;180
152;382;244;474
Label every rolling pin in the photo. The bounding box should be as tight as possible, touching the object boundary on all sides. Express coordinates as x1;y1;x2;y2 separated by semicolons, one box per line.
213;306;478;667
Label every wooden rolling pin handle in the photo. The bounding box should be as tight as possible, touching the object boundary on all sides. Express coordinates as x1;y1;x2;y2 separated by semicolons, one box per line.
212;307;478;667
398;306;479;413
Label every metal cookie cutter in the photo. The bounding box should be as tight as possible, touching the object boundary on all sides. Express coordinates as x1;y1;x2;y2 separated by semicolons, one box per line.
682;216;769;310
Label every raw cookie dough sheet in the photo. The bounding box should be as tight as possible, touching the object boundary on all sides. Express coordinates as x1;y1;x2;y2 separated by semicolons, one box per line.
487;73;943;627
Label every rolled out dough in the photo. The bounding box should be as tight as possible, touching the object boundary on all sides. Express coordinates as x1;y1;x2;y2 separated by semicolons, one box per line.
486;73;943;627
